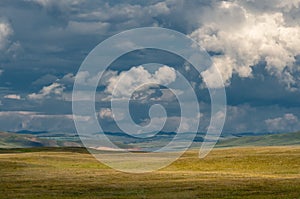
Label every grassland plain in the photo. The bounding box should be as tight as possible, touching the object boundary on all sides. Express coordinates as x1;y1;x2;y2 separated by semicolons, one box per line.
0;147;299;199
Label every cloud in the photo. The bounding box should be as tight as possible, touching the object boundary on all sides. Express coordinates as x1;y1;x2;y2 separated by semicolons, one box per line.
32;74;58;86
26;0;53;7
0;19;13;50
28;82;65;100
99;108;113;120
215;104;300;134
238;0;300;12
2;0;300;134
98;108;123;122
4;94;21;100
66;21;110;35
25;0;84;10
0;19;21;60
277;0;300;11
73;71;98;87
191;1;300;90
106;65;176;99
265;113;300;132
148;2;171;16
0;69;3;76
0;111;76;132
130;86;180;103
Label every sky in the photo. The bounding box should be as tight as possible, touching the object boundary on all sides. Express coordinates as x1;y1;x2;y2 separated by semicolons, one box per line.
0;0;300;134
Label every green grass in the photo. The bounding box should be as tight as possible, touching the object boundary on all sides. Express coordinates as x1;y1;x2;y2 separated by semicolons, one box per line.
0;146;299;198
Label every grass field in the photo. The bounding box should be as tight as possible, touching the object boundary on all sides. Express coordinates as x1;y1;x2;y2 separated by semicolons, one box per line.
0;147;300;199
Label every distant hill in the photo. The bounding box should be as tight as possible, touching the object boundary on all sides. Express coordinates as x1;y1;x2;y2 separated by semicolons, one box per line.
1;130;300;149
15;130;76;137
217;131;300;147
15;130;49;135
0;132;81;148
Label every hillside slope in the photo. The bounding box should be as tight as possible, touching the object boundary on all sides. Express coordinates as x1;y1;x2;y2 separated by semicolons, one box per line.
0;132;81;148
217;131;300;147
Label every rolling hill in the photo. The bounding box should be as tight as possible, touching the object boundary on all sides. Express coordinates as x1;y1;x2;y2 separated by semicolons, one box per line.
0;131;300;149
217;131;300;147
0;132;81;148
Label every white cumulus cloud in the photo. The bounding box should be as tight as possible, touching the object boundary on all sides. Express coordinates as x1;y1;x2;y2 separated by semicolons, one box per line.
0;20;13;50
99;108;114;120
28;82;65;100
106;65;176;99
265;113;300;132
4;94;21;100
191;1;300;90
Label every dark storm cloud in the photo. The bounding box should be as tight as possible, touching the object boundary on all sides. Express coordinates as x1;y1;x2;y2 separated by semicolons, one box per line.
227;63;300;108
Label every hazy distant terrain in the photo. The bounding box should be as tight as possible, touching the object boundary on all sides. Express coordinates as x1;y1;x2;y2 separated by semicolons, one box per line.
1;131;299;149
